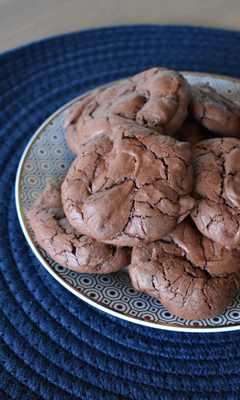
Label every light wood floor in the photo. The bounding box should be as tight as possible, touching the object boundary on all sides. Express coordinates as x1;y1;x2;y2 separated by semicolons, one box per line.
1;0;240;54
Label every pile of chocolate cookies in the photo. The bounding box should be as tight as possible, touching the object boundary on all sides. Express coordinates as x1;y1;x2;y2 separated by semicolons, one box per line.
27;67;240;320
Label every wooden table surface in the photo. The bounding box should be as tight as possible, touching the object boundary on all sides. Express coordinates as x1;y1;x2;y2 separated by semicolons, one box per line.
1;0;240;54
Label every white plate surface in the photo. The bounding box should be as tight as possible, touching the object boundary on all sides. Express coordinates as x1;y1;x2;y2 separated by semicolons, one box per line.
15;72;240;332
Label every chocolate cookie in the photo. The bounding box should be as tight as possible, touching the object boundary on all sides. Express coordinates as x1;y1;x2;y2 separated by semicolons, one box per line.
64;67;192;154
131;67;191;135
190;138;240;247
130;218;240;320
26;182;131;273
189;83;240;137
174;118;205;147
66;114;129;155
64;81;134;154
63;88;105;130
61;123;195;247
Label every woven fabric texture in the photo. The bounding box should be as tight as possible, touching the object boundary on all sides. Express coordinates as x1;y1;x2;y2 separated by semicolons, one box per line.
1;25;240;400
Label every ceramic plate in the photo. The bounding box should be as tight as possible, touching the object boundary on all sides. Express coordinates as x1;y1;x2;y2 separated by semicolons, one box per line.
15;72;240;332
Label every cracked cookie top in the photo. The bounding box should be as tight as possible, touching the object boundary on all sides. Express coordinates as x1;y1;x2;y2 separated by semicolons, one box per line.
189;83;240;138
129;218;240;320
61;123;195;247
191;138;240;247
64;67;192;155
26;182;131;273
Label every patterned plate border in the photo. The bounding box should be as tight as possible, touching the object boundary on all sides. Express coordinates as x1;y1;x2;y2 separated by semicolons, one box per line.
15;72;240;333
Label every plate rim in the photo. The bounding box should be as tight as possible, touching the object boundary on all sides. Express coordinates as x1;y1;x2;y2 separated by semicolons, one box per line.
15;71;240;333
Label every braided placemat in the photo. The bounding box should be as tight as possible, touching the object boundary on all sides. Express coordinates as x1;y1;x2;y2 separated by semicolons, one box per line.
1;25;240;400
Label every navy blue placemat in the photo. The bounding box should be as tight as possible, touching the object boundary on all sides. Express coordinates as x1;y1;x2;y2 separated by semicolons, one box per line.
1;25;240;400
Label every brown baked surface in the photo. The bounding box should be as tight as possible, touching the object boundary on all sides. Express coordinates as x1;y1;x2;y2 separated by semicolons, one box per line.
64;67;192;155
130;218;240;320
191;137;240;247
26;182;131;273
189;83;240;137
61;123;195;246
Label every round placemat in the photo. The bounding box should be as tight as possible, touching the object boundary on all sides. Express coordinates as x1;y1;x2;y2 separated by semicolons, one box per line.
1;25;240;399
